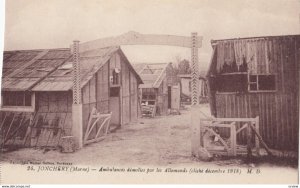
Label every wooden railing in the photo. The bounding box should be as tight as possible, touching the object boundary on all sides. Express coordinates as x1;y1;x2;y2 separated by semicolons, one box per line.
191;108;272;158
199;117;261;156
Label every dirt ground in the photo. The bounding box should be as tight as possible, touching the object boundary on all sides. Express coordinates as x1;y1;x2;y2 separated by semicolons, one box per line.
1;104;298;170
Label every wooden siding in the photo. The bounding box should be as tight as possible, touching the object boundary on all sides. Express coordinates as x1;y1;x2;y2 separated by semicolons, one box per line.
215;93;298;151
156;78;169;115
130;71;138;122
0;91;72;148
209;36;300;151
82;52;139;129
122;58;131;124
82;63;110;140
31;91;72;147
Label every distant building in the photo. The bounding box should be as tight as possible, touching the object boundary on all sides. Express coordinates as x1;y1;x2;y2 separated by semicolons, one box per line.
133;63;176;116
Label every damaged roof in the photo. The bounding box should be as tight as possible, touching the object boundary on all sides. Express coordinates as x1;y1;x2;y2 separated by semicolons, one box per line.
2;46;142;92
132;63;170;88
32;46;119;91
2;48;71;91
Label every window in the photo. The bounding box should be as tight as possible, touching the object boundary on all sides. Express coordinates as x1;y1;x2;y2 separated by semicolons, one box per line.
248;75;276;91
216;72;248;93
142;94;156;100
2;91;31;106
110;87;120;97
1;91;35;112
141;88;156;105
110;68;120;85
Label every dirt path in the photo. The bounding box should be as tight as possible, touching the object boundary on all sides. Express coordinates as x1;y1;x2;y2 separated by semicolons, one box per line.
1;104;298;169
1;105;198;166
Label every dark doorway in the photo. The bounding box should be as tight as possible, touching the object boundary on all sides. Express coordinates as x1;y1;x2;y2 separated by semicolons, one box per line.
168;86;171;109
110;86;121;126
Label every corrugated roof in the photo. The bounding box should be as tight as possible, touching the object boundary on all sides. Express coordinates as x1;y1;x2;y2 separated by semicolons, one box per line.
32;46;119;91
132;63;169;88
2;49;71;91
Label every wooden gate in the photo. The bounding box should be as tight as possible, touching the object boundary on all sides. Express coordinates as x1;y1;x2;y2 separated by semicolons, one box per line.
83;107;112;145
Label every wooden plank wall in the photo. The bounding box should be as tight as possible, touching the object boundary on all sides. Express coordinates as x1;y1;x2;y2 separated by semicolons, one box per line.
0;111;32;147
215;92;299;151
121;58;131;124
212;36;300;151
96;62;110;114
82;63;110;140
31;91;72;147
130;71;138;122
156;78;169;115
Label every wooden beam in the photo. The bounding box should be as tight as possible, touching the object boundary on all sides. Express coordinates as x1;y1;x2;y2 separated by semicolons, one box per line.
3;114;25;145
76;31;203;53
191;106;201;157
2;113;16;146
230;122;237;156
0;106;35;112
203;127;230;152
247;123;252;159
236;123;248;134
255;116;260;156
201;117;257;122
250;123;273;156
0;112;8;132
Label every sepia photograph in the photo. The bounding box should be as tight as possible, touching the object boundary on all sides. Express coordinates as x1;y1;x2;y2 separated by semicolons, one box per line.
0;0;299;185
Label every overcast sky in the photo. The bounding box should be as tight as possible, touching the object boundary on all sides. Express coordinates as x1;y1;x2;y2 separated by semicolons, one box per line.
3;0;300;69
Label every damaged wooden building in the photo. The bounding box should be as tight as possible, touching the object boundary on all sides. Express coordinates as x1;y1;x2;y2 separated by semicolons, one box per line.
0;45;142;148
207;35;299;151
133;63;176;116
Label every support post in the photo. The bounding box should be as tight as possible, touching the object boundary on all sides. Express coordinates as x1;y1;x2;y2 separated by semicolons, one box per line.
255;116;260;156
247;122;252;160
191;32;199;106
191;105;201;156
230;123;237;156
72;40;83;149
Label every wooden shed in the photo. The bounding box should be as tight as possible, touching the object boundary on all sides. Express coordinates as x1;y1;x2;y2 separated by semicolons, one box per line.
207;35;299;151
0;46;142;148
133;63;176;116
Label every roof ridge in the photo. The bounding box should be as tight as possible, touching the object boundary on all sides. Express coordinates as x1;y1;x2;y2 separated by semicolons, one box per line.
4;48;70;52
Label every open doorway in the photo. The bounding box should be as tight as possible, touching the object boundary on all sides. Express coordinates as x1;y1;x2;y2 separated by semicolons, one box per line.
109;86;121;127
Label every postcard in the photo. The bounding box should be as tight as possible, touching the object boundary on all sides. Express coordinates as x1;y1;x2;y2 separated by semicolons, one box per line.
0;0;299;185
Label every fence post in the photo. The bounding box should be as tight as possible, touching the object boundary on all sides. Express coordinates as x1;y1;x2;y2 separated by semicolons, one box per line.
247;122;252;160
255;116;260;156
191;106;201;156
230;122;237;156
